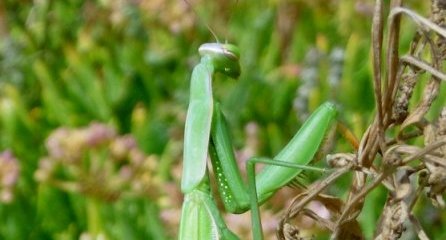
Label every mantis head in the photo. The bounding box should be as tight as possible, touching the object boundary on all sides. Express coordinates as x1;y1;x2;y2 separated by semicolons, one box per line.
199;43;241;79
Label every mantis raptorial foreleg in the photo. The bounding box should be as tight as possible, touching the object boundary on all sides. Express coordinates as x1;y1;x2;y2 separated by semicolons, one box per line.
179;42;337;240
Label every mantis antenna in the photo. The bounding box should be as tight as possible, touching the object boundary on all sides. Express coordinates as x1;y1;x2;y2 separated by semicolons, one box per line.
182;0;221;42
223;0;239;43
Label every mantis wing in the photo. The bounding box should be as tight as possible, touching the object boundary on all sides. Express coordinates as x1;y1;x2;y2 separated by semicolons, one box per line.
255;102;337;198
179;190;220;239
181;62;214;193
179;188;240;240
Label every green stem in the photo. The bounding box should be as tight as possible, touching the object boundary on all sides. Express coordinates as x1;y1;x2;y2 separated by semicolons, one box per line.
86;198;102;236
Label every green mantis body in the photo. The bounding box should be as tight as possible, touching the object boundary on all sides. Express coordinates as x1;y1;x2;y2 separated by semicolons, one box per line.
179;42;337;240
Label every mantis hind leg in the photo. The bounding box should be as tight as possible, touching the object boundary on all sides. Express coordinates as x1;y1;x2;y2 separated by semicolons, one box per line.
246;157;330;240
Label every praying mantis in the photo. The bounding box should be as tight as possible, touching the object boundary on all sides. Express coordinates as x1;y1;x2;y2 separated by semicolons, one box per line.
179;42;337;240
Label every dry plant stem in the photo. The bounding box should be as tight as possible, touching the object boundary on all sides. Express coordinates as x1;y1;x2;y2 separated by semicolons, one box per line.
386;7;445;123
384;35;421;117
343;3;446;225
282;1;446;238
286;166;351;219
390;7;446;38
424;154;446;167
413;34;426;57
408;182;425;211
336;122;360;149
346;123;377;225
337;140;446;228
387;36;421;119
401;140;446;164
395;43;441;128
383;0;404;125
393;145;435;157
361;121;382;167
387;129;422;145
383;1;412;113
385;0;402;113
277;166;351;238
368;166;396;192
409;214;430;240
301;208;335;231
336;171;389;229
372;0;385;153
285;166;351;219
357;120;376;168
399;28;444;129
391;144;446;166
400;55;446;81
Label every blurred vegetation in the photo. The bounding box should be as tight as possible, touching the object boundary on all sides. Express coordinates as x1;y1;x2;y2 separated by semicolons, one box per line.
0;0;443;239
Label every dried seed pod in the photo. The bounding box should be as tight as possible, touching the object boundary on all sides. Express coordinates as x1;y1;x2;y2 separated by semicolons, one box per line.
326;153;356;168
422;107;446;207
392;69;420;124
383;150;403;169
395;170;413;200
282;223;310;240
436;108;446;156
398;7;446;132
375;200;408;240
432;0;446;56
425;165;446;207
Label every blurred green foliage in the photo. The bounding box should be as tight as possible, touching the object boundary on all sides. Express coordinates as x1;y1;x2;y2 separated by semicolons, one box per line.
0;0;444;239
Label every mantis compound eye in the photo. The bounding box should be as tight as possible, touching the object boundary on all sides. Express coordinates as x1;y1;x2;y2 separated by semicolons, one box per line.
199;43;241;79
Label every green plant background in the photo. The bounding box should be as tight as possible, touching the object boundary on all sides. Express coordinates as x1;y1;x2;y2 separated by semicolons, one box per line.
0;0;445;239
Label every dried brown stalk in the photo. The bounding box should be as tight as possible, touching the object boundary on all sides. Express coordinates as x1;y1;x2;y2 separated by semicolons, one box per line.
277;1;446;239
